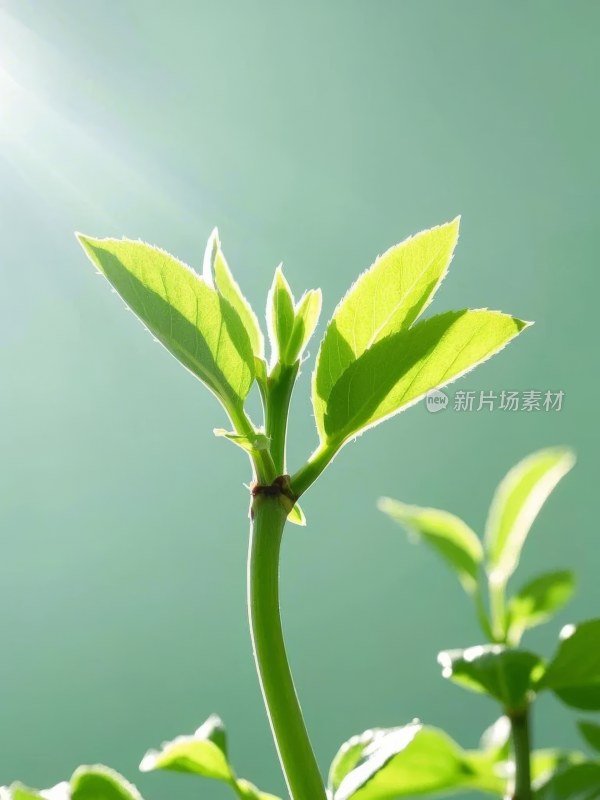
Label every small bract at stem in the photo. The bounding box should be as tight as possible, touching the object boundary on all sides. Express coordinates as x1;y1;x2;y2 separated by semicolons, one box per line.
228;403;277;485
248;487;326;800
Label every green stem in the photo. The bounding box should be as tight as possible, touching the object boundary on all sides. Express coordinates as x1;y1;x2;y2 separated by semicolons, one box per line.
265;362;299;474
489;576;507;643
248;493;326;800
507;706;532;800
474;582;494;642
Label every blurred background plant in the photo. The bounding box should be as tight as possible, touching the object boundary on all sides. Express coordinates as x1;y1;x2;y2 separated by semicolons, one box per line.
376;448;600;800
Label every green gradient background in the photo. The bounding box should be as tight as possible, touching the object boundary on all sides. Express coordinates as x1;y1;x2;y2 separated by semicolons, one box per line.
1;2;598;797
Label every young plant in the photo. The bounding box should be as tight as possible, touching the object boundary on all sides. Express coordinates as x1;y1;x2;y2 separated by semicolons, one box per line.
375;448;600;800
2;219;530;800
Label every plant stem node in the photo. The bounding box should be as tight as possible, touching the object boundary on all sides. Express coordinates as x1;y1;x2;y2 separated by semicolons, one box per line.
251;475;296;516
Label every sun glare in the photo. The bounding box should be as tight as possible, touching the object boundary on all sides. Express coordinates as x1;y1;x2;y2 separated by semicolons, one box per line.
0;65;26;148
0;7;199;235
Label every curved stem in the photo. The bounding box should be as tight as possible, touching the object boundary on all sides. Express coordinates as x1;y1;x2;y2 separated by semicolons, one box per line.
489;576;507;643
474;582;494;642
507;706;532;800
248;494;326;800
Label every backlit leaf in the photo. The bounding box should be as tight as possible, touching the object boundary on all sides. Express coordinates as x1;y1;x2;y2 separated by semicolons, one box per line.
540;620;600;710
578;721;600;754
378;498;483;593
0;787;63;800
314;219;460;429
235;779;281;800
330;723;422;799
438;645;543;709
0;789;40;800
70;767;144;800
202;228;264;359
139;714;232;780
507;571;575;645
330;723;504;800
267;266;296;366
485;448;575;586
0;764;143;800
2;769;144;800
287;502;307;526
284;289;322;364
329;735;372;797
1;770;144;800
322;310;528;445
78;236;255;414
139;716;277;799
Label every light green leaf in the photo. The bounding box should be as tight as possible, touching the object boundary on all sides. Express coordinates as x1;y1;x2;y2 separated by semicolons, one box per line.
214;428;270;454
0;788;40;800
485;448;576;586
0;788;50;800
202;228;264;360
578;721;600;754
507;571;576;645
287;502;306;526
284;289;322;364
0;784;71;800
234;779;282;800
139;716;277;799
267;266;296;366
330;723;504;800
78;235;255;414
314;219;460;430
329;733;373;798
378;498;483;593
438;645;544;710
255;355;268;387
540;620;600;710
1;770;145;800
139;714;232;781
329;723;421;798
70;767;144;800
321;309;528;445
2;769;145;800
535;762;600;800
